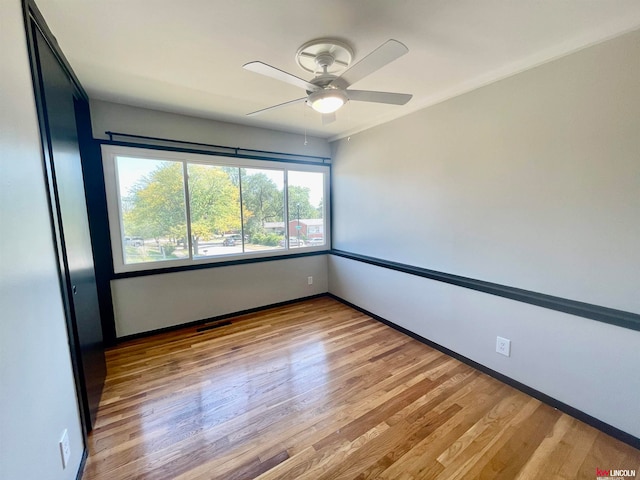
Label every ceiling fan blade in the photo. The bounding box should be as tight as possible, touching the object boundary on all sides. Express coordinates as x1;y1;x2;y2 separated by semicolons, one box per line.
247;97;307;117
332;39;408;88
346;90;413;105
322;112;336;125
243;61;319;92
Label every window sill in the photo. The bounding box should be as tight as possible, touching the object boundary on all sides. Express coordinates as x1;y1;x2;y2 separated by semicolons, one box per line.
111;249;329;279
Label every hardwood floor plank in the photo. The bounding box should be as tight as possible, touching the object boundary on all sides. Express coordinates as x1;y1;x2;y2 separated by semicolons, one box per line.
254;348;445;462
82;296;640;479
513;414;575;480
436;387;532;468
252;446;318;480
222;449;289;480
416;396;543;479
547;418;599;480
478;403;563;479
576;432;639;479
313;404;463;480
311;375;436;451
376;382;510;480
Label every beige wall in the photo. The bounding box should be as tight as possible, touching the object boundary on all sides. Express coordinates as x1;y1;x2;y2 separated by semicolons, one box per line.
0;1;85;478
329;30;640;437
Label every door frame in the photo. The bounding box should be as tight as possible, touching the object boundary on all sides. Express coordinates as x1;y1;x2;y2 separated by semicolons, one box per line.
22;0;95;439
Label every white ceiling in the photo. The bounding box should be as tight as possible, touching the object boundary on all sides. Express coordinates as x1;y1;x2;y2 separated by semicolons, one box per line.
36;0;640;141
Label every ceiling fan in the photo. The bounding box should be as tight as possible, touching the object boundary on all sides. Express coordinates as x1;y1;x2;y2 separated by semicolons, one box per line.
243;38;413;124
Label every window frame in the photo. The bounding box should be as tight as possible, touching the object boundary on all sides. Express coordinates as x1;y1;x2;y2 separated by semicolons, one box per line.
102;145;330;274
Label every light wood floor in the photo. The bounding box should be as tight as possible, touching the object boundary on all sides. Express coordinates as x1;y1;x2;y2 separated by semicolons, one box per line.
83;296;639;479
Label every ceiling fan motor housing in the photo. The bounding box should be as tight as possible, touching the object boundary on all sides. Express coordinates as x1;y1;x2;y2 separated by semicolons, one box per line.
307;74;344;93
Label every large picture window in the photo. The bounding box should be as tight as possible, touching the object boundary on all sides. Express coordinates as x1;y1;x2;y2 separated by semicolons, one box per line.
103;145;330;273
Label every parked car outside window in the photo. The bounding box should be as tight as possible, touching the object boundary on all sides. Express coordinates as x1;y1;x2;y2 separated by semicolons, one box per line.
124;236;144;246
279;237;305;247
227;233;248;243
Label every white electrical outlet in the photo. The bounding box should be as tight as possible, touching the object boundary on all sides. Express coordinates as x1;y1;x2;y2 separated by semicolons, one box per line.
308;276;313;285
59;429;71;469
496;336;511;357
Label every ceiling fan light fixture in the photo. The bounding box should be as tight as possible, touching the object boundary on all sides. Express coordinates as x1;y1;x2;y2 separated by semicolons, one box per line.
308;89;347;114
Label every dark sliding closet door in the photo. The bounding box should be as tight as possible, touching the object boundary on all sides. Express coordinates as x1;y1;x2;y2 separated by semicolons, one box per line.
31;24;105;430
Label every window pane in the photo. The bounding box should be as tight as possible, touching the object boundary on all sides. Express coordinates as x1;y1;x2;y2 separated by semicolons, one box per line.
241;168;285;252
116;156;189;264
187;164;242;258
105;145;330;273
287;171;325;248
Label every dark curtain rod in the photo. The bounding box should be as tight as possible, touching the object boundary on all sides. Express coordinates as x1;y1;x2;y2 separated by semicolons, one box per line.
104;131;330;163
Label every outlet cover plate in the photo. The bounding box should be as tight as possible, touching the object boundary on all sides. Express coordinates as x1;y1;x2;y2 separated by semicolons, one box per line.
59;429;71;468
496;336;511;357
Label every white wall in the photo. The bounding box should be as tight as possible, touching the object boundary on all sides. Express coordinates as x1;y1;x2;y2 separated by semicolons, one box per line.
329;30;640;437
113;255;328;337
92;101;332;337
332;29;640;314
0;1;85;479
91;99;331;159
